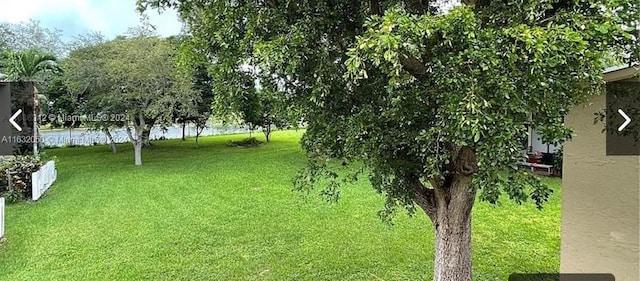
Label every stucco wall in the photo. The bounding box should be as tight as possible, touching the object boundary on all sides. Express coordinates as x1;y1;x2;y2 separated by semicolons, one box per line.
561;94;640;280
0;83;12;155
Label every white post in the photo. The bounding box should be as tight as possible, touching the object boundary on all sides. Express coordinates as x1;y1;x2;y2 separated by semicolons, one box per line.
0;197;5;241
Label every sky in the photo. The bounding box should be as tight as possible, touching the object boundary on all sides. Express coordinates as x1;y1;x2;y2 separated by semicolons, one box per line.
0;0;183;40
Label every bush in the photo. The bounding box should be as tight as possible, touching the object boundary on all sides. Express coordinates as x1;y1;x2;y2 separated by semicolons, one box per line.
0;156;44;203
227;137;264;147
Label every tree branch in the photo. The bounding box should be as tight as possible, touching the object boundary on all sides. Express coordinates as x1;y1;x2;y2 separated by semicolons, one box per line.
399;54;427;81
125;126;137;143
411;176;437;223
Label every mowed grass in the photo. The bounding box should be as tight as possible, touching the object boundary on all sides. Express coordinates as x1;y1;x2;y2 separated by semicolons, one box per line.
0;130;561;281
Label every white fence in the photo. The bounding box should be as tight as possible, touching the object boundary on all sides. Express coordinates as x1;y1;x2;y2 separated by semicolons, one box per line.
0;197;5;241
32;161;57;201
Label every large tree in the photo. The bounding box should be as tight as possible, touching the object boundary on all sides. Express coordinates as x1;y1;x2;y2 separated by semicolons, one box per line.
175;63;215;146
0;20;66;59
223;70;296;143
107;34;195;165
172;36;216;146
139;0;638;280
64;33;194;165
238;77;292;143
62;33;125;153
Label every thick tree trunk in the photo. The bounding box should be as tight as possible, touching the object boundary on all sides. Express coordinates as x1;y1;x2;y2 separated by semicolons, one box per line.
133;141;143;166
412;146;478;281
433;174;475;281
126;122;145;166
135;116;156;148
104;128;118;154
433;216;473;281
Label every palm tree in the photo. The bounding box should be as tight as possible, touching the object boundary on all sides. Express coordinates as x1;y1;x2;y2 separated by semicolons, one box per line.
0;48;61;104
1;48;60;81
0;49;61;156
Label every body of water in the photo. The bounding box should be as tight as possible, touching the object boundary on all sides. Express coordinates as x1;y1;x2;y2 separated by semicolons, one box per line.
40;123;252;147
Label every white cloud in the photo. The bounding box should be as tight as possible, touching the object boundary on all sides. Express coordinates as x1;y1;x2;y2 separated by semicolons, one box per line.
0;0;182;39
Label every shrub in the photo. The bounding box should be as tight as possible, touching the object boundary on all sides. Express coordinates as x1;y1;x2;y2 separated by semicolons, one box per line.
227;137;263;147
0;156;44;203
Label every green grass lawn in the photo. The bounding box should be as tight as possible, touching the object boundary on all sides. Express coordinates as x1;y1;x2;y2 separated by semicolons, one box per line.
0;130;561;281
